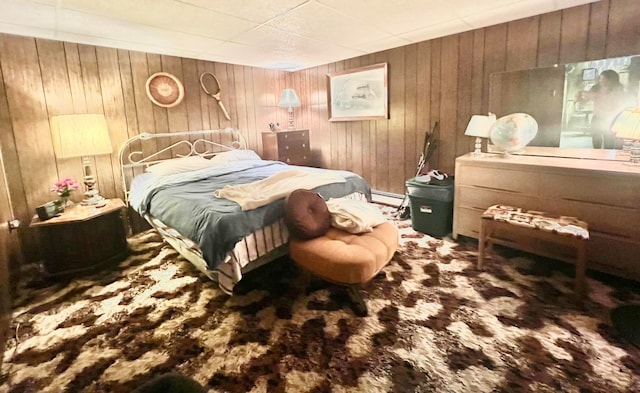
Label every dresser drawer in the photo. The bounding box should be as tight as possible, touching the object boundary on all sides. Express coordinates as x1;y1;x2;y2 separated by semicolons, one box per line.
540;173;637;208
454;206;483;238
279;149;311;165
456;186;541;211
277;130;308;144
588;233;640;279
457;166;540;194
540;199;640;239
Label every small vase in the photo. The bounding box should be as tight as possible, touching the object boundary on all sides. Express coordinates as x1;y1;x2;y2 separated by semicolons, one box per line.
56;196;72;212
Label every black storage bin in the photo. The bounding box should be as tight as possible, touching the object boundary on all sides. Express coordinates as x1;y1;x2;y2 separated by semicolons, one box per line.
406;177;454;237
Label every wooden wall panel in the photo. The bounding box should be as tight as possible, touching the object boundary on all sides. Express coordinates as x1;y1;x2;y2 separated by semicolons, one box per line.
506;17;539;71
586;0;610;61
537;12;562;67
606;0;640;58
438;35;459;175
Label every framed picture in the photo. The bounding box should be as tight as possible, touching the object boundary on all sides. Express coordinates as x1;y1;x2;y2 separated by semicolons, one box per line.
327;63;388;121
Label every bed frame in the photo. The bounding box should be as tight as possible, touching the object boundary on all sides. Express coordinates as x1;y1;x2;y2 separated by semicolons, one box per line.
118;128;290;294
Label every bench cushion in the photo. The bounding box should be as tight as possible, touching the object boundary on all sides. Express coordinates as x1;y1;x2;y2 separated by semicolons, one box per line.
290;221;398;285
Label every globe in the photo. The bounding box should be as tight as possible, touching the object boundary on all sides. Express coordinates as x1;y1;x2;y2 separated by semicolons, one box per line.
489;113;538;153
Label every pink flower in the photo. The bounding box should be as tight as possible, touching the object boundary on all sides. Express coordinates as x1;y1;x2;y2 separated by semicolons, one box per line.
51;177;80;197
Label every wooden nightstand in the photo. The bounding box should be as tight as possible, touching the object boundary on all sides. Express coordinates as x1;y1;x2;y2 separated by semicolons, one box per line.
262;129;311;166
30;198;129;278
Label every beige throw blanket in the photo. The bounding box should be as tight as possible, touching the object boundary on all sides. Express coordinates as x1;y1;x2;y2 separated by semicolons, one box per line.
214;169;346;211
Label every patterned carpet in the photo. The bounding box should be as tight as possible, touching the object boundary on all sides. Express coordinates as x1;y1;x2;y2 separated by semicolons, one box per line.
1;207;639;392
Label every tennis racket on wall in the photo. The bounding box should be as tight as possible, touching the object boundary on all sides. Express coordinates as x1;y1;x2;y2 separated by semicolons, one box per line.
199;72;231;121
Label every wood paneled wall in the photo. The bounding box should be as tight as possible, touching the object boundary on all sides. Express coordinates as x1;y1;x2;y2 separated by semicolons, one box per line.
0;0;638;263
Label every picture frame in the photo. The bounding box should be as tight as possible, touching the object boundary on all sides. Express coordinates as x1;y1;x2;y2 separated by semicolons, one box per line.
327;63;388;121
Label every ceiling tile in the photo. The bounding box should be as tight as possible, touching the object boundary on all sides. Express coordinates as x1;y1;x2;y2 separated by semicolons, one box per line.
265;2;391;47
357;36;414;55
60;0;256;40
462;0;556;29
399;19;473;43
56;8;225;53
318;0;460;35
177;0;308;24
0;0;56;31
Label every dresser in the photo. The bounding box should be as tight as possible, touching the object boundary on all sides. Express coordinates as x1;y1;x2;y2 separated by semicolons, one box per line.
453;153;640;280
262;129;311;166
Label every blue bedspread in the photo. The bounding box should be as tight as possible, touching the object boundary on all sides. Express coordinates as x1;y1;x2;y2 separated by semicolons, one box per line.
129;160;371;269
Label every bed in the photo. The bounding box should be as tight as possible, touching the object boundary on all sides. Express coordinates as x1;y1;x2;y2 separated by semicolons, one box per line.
119;128;371;294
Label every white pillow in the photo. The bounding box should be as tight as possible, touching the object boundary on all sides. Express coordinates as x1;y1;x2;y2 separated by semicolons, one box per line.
209;149;261;165
145;156;212;176
325;198;387;234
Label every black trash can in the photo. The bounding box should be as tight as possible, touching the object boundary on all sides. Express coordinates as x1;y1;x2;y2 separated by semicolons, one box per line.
405;177;454;238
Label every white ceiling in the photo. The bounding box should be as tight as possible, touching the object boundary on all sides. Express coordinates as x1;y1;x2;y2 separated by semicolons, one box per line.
0;0;600;71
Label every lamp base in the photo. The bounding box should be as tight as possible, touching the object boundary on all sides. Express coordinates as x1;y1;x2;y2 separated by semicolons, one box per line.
471;137;483;157
624;140;640;165
287;107;295;129
81;195;106;207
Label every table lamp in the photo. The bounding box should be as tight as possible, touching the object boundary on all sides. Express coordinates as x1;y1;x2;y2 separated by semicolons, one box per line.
50;114;113;206
464;113;496;156
278;89;301;129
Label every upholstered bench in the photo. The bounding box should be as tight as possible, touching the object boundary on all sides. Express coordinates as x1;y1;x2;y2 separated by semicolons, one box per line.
284;189;399;316
478;204;589;299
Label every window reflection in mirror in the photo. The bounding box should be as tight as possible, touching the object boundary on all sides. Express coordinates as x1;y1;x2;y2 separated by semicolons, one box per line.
562;55;639;149
489;54;640;159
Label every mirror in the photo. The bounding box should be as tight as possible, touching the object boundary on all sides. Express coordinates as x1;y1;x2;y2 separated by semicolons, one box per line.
489;54;640;160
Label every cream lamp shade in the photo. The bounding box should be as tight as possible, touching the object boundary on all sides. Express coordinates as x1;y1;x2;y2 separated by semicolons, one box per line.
464;113;496;156
50;114;112;206
279;89;301;129
50;114;113;158
278;89;301;109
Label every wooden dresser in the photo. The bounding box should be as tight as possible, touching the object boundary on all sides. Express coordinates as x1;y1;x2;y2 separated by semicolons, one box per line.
453;152;640;280
262;129;311;166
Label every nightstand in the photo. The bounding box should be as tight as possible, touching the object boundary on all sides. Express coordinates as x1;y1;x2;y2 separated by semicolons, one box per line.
262;129;311;166
30;198;129;278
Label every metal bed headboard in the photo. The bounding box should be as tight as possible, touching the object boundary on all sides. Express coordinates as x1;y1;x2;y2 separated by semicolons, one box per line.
118;128;248;205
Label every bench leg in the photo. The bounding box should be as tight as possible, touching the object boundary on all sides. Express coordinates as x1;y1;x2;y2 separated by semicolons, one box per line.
574;240;587;300
346;286;368;317
478;219;490;270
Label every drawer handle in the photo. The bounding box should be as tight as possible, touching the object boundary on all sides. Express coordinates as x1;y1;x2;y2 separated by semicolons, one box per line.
284;134;288;138
286;158;290;163
473;185;521;193
302;143;306;148
562;197;629;209
285;145;290;150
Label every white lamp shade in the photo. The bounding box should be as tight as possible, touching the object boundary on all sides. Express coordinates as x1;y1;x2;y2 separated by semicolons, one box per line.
50;114;113;158
465;113;496;137
278;89;301;108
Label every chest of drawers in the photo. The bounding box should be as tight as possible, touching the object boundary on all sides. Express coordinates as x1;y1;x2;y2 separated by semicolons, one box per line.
262;130;311;166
